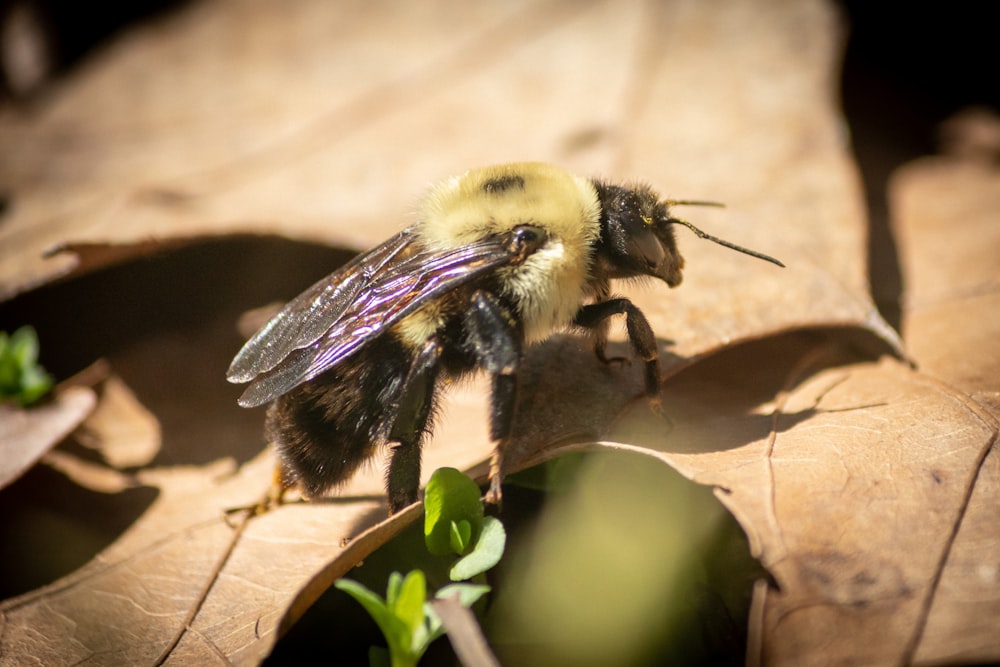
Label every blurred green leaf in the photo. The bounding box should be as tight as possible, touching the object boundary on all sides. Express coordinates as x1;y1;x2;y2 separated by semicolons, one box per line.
336;576;419;667
0;326;53;406
391;571;427;653
335;578;406;645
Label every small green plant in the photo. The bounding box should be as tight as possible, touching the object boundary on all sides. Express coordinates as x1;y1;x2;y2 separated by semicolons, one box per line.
336;572;489;667
422;467;506;581
336;467;506;667
0;326;53;406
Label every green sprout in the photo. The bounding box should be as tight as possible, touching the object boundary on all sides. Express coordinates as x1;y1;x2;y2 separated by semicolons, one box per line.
336;467;506;666
0;326;53;406
336;572;489;667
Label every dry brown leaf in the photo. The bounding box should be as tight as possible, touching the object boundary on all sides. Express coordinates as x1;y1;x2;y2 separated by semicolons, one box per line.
0;0;966;664
0;386;96;490
495;120;1000;665
890;138;1000;665
0;0;896;364
73;373;161;470
473;328;996;665
599;349;997;667
893;154;1000;411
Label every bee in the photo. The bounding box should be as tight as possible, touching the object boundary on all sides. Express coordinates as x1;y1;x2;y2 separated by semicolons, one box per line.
227;162;782;513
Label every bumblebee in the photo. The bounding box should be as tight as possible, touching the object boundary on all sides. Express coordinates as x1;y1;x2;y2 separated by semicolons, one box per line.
227;162;782;513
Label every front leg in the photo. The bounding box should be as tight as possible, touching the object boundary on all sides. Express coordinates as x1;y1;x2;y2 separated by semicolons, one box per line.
573;298;661;398
587;280;619;365
463;290;523;505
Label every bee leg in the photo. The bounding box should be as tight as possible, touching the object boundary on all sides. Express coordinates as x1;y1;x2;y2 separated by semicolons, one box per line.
485;373;518;506
464;291;523;506
573;299;661;398
266;463;292;509
591;320;629;366
386;337;442;514
223;465;290;521
587;281;626;365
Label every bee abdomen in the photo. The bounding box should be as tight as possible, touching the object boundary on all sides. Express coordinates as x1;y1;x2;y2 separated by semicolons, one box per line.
265;334;414;497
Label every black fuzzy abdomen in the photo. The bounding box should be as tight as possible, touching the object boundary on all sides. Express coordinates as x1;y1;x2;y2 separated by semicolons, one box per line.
265;334;414;497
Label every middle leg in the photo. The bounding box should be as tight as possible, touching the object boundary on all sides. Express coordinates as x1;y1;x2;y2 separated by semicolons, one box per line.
463;290;523;504
386;336;443;513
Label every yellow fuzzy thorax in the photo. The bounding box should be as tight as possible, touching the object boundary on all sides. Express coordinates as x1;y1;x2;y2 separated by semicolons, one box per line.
397;162;602;345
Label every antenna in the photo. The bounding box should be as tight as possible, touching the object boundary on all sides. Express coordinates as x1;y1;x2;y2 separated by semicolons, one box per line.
666;200;785;267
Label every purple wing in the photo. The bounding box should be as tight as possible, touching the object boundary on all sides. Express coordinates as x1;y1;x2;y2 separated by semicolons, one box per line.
227;227;416;384
229;228;521;407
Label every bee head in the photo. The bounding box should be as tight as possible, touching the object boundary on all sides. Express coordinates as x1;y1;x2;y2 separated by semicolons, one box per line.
592;180;784;286
593;182;685;287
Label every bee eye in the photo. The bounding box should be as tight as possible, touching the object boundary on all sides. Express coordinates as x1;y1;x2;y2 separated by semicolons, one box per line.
629;227;665;270
508;224;547;261
513;225;547;246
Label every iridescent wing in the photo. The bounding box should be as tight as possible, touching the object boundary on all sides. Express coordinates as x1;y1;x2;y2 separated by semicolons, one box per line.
227;227;416;384
228;227;524;407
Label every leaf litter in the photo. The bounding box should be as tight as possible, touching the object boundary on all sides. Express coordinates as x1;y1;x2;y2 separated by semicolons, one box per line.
0;0;996;665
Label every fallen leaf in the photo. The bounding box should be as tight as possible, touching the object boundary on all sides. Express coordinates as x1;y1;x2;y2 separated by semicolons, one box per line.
490;120;1000;665
0;0;898;364
484;336;992;666
0;0;977;664
73;373;161;470
0;386;96;490
893;154;1000;411
890;132;1000;665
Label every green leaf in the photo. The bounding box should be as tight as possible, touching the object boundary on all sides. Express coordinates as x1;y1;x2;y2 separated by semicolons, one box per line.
336;579;395;632
0;326;53;406
391;570;428;651
19;366;52;405
449;516;507;581
336;578;411;662
9;326;40;365
424;468;483;556
385;571;404;605
449;519;473;555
